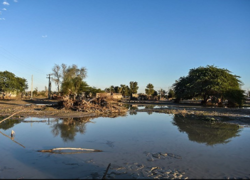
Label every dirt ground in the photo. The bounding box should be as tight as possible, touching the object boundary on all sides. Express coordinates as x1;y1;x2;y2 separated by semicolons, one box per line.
0;98;250;125
0;98;126;119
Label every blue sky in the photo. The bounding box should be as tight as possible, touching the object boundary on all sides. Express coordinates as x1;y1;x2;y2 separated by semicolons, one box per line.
0;0;249;93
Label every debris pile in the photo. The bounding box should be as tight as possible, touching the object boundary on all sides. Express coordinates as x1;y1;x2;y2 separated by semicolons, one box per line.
58;96;127;114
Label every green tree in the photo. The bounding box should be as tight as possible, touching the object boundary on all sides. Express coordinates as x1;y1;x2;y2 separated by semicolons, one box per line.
120;84;130;97
114;86;122;93
0;71;28;93
173;65;244;106
145;83;155;97
224;89;245;107
105;85;115;93
168;89;175;98
129;81;139;96
153;90;158;97
60;64;88;95
33;87;38;97
86;86;104;97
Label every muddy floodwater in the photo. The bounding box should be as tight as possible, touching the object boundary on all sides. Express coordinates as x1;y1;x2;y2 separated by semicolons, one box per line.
0;111;250;179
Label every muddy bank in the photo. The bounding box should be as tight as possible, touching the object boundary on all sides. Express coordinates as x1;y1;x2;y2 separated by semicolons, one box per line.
1;99;250;126
0;99;127;119
133;106;250;126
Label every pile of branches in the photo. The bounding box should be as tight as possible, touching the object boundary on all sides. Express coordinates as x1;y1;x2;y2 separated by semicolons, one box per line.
58;96;127;113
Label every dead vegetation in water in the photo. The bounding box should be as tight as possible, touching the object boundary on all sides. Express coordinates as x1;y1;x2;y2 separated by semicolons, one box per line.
57;96;127;114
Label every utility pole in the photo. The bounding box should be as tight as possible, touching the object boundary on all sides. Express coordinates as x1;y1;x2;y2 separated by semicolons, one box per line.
159;88;161;100
47;74;53;99
31;75;33;99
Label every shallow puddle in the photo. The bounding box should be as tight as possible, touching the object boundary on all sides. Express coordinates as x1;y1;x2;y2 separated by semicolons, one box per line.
0;112;250;179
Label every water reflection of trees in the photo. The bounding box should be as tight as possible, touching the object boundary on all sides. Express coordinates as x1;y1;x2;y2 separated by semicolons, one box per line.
172;115;241;146
122;104;136;115
0;118;21;130
51;113;127;142
51;117;93;142
145;105;155;109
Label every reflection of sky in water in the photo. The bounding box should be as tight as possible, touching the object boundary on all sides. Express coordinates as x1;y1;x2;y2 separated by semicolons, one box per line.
0;113;250;179
0;113;247;148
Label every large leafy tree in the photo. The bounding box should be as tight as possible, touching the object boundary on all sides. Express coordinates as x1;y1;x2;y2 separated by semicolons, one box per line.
0;71;28;93
145;83;155;97
173;65;244;106
60;64;88;95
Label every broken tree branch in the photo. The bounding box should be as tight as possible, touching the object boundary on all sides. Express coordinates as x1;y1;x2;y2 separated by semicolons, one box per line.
0;130;25;148
0;108;26;124
37;147;102;153
102;163;111;179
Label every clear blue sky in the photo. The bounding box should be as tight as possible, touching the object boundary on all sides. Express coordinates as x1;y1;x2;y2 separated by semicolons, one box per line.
0;0;249;93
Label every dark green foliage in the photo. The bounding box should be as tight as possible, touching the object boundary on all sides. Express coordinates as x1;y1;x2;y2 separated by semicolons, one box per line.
105;86;115;93
60;64;87;95
0;71;28;93
33;87;38;97
114;86;122;93
120;84;130;97
173;65;244;106
224;89;245;107
145;83;155;96
168;89;175;98
105;82;138;98
85;86;104;97
0;118;22;130
130;81;139;95
152;90;158;97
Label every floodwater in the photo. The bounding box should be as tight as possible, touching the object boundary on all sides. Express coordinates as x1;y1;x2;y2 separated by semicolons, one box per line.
0;111;250;179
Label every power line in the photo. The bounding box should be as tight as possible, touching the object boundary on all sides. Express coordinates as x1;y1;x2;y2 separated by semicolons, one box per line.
0;46;48;74
0;46;52;91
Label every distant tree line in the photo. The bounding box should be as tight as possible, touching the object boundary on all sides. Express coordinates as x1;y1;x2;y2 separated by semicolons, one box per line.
1;64;246;107
104;82;175;100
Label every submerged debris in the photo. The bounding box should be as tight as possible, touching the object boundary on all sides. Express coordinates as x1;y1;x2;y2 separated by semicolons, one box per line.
38;147;102;154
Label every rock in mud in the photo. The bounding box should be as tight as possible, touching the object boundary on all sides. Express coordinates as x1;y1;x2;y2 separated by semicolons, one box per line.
147;154;154;161
160;152;168;157
152;153;161;159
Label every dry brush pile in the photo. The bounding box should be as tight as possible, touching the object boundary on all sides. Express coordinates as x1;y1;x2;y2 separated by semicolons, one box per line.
58;96;127;114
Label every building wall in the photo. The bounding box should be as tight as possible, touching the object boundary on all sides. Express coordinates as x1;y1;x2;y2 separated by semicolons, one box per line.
96;93;123;100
